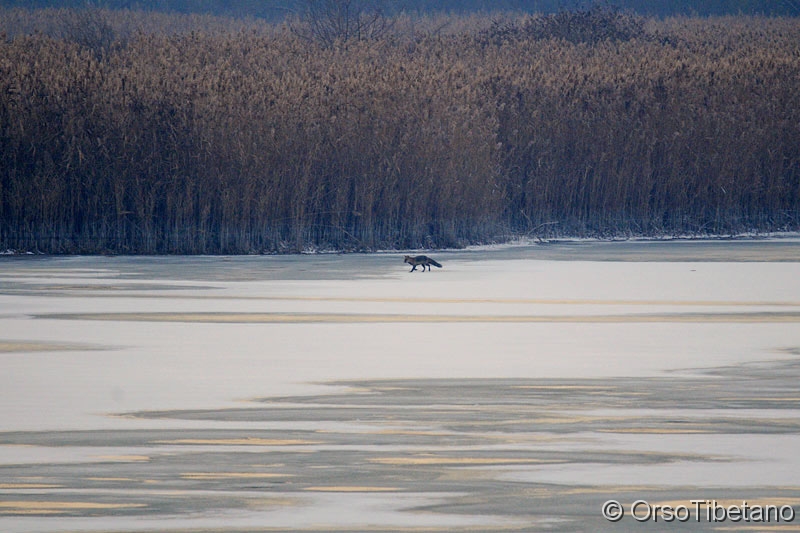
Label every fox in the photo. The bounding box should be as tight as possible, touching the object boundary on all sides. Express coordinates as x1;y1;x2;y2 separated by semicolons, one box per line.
404;255;442;272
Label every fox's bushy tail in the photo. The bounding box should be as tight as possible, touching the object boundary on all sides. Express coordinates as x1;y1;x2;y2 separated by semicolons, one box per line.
429;259;442;268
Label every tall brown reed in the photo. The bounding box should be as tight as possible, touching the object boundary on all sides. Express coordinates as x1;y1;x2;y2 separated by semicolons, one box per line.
1;9;798;253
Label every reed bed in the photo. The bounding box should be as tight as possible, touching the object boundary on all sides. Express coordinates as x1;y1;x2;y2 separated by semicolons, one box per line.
1;8;798;253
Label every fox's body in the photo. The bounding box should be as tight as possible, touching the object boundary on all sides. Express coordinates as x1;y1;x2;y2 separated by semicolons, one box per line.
404;255;442;272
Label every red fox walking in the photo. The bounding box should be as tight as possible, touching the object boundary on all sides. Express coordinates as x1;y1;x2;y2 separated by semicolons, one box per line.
404;255;442;272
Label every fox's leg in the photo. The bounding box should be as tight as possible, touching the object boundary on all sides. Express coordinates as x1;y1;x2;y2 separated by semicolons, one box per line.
410;264;417;272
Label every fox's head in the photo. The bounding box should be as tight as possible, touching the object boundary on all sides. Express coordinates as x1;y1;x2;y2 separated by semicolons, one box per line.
403;255;413;264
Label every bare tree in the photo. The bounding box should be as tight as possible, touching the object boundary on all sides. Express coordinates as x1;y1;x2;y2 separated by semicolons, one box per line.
60;6;117;58
779;0;800;15
290;0;394;47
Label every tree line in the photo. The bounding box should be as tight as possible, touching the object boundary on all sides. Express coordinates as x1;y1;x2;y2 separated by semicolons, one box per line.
1;1;798;18
1;7;798;253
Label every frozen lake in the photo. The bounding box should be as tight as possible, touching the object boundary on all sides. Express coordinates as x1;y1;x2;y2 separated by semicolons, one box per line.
1;239;800;531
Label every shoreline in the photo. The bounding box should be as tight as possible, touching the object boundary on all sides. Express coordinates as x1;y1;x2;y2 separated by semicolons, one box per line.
3;231;800;258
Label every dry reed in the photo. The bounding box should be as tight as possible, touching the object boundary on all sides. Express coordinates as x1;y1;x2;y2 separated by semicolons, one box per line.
1;8;798;253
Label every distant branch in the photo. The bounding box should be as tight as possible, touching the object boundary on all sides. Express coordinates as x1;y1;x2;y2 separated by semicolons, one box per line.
780;0;800;15
290;0;394;47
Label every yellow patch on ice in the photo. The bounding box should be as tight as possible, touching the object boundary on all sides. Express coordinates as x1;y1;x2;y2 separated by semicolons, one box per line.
131;294;800;307
0;501;145;514
370;456;562;466
45;311;800;324
303;486;399;492
560;486;660;495
598;428;708;434
512;385;610;390
0;342;83;353
94;455;150;462
374;429;451;436
0;484;61;489
155;438;318;446
718;397;800;402
181;472;289;480
245;497;299;509
530;415;625;424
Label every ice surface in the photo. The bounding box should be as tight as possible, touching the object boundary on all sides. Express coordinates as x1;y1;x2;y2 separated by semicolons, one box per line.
1;239;799;531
